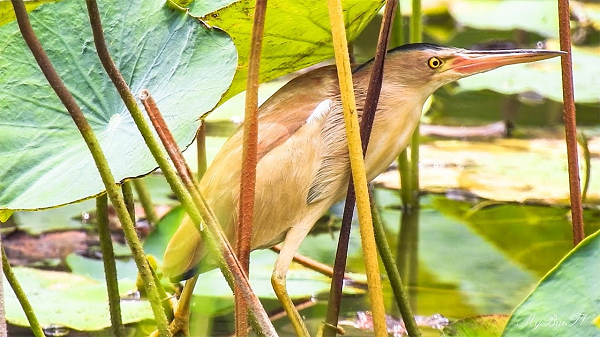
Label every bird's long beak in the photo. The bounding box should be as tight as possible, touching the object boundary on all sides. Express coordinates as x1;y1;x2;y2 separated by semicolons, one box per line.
449;49;565;75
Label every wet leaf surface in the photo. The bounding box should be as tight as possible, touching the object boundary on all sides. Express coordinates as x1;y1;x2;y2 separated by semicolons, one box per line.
502;229;600;337
0;0;237;210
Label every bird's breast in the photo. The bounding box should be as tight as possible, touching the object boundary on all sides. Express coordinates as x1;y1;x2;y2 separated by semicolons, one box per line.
363;99;425;181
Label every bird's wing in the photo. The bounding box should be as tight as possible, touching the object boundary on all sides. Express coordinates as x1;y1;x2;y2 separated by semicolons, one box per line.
305;100;351;204
163;66;341;279
254;67;339;161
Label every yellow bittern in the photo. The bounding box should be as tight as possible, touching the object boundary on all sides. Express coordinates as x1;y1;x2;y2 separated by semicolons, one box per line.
163;43;562;335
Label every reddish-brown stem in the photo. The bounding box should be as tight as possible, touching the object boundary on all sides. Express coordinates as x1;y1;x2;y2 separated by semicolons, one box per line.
236;0;268;334
323;0;398;335
557;0;584;245
140;90;277;336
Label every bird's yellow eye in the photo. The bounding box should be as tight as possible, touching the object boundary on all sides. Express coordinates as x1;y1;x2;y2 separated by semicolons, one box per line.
428;57;443;69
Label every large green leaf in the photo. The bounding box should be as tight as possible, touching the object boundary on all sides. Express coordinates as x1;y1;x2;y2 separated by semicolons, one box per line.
195;0;384;102
0;0;237;211
0;0;57;27
4;267;153;331
502;230;600;336
431;197;600;277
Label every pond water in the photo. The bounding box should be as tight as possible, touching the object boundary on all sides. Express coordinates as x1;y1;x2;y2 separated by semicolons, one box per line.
174;189;599;336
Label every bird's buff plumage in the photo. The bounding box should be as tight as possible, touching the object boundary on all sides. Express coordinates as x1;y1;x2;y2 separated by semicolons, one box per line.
162;43;563;334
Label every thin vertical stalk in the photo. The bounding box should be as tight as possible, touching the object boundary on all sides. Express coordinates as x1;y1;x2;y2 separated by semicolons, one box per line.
397;153;412;208
324;0;396;335
370;194;420;337
196;123;208;181
132;178;159;226
408;0;422;207
393;1;412;210
557;0;584;245
236;0;267;334
2;248;44;337
140;91;277;336
577;133;590;203
96;194;125;337
10;1;169;334
122;180;136;224
397;210;420;311
409;0;422;52
391;3;404;48
0;235;5;337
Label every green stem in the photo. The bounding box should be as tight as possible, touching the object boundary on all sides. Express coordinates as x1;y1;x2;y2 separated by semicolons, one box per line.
409;125;420;206
9;1;170;334
409;0;422;207
393;2;411;211
577;132;590;204
148;257;174;321
96;195;125;337
196;123;208;181
0;234;5;336
2;247;44;337
391;1;404;48
398;210;420;310
397;150;412;209
370;194;421;337
122;180;135;224
132;178;159;226
410;0;422;43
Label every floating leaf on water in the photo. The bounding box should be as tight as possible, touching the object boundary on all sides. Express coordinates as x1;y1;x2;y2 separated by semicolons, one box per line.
502;229;600;336
442;315;509;337
375;138;600;205
4;267;152;330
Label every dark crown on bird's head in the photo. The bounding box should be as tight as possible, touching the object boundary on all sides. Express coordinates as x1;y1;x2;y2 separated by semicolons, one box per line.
352;43;452;74
388;42;446;53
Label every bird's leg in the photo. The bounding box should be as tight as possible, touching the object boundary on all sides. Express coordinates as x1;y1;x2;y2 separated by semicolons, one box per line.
272;226;312;337
271;245;335;279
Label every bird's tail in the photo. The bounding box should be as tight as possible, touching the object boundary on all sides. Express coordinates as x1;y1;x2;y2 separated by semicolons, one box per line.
162;214;205;282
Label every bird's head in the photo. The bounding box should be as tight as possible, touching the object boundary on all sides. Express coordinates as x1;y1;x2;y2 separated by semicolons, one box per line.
381;43;564;99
